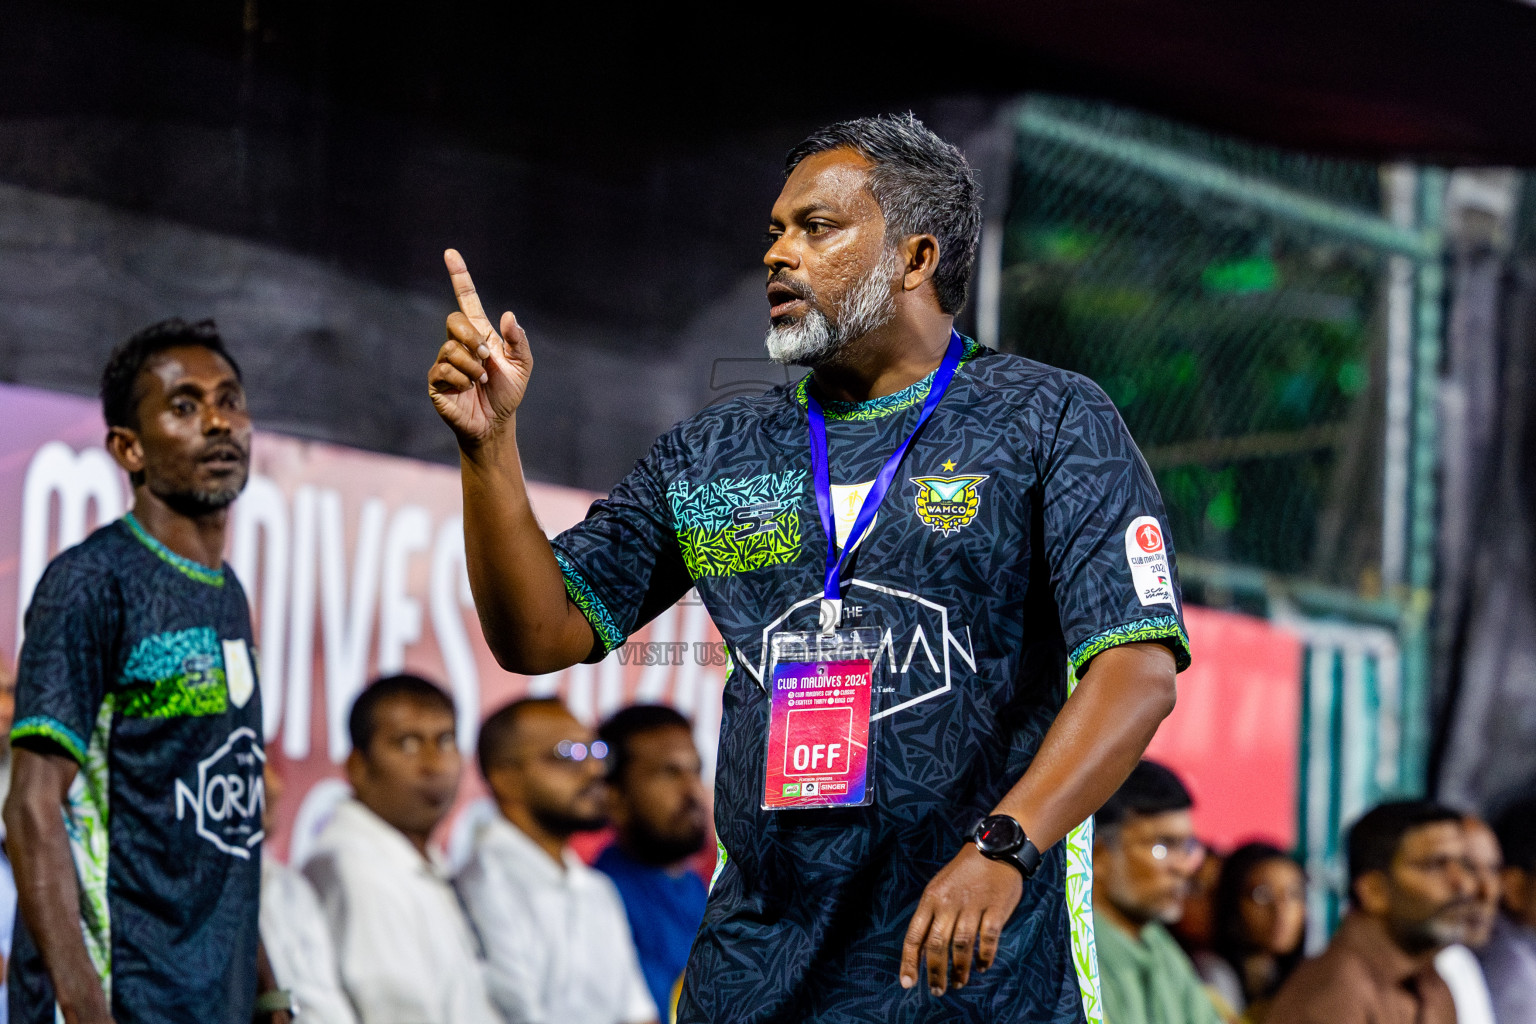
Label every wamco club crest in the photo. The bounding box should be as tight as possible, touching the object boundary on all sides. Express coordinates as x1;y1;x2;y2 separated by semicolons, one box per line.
908;472;987;535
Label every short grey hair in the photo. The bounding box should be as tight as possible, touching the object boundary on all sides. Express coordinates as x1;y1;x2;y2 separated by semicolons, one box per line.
784;113;981;315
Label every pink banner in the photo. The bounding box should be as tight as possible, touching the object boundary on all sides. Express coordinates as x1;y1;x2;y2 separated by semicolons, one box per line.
0;383;725;865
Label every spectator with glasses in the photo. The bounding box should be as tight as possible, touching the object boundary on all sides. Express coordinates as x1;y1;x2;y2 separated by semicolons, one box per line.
1267;800;1475;1024
458;697;658;1024
1093;759;1223;1024
1201;842;1308;1023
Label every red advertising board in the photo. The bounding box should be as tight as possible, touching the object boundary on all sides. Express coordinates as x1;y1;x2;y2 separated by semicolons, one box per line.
0;383;725;865
1148;606;1305;850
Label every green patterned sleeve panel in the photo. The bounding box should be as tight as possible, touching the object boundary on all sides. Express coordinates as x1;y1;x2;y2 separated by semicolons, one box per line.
553;549;628;655
1068;614;1191;680
11;714;89;764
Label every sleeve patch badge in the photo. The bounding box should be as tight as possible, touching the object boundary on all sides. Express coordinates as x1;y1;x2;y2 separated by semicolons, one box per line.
1125;516;1176;609
909;474;988;536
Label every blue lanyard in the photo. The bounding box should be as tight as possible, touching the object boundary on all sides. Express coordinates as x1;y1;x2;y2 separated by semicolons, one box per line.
806;330;964;632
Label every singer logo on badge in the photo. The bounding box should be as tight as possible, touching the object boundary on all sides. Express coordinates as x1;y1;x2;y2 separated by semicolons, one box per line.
1124;515;1175;608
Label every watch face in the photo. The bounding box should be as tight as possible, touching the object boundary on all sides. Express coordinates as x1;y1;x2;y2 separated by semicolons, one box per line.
975;815;1025;855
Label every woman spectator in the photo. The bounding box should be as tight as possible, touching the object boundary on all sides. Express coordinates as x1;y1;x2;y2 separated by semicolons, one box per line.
1199;842;1308;1023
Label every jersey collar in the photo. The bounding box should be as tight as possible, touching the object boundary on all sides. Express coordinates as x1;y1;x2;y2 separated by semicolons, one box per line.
793;335;983;422
123;513;226;587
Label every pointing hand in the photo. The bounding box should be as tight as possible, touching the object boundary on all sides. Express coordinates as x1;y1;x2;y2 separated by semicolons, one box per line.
427;249;534;449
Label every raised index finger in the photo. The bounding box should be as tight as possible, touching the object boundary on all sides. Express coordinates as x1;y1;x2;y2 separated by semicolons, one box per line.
444;248;493;334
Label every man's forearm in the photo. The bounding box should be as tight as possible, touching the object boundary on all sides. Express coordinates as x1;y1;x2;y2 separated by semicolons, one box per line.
992;641;1177;851
459;423;591;674
8;798;112;1021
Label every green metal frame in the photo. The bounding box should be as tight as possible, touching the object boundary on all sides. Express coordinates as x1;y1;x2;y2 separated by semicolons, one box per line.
1013;99;1447;935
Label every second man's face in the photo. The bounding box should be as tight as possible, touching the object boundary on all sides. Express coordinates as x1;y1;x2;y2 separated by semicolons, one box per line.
1381;821;1478;952
1101;809;1204;926
510;706;610;837
124;345;252;513
611;724;708;866
353;697;462;839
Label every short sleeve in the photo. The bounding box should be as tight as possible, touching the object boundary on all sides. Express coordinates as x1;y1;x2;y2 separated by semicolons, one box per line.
550;434;692;659
11;559;116;763
1037;376;1191;679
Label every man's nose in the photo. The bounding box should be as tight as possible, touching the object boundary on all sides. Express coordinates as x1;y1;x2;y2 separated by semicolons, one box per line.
420;742;455;775
763;235;798;272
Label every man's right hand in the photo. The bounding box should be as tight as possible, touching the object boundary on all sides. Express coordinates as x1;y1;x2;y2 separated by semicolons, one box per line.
428;248;534;450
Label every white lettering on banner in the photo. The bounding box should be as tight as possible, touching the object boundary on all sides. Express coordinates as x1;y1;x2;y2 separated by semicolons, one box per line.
1124;515;1176;609
429;517;479;756
318;492;387;762
16;443;126;646
378;505;432;673
283;486;320;759
242;491;480;763
230;474;290;741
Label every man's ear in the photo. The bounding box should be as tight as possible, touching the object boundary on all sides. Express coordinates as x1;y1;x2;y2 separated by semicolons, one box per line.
1354;870;1392;916
105;425;145;477
900;234;940;294
345;748;368;793
485;762;525;807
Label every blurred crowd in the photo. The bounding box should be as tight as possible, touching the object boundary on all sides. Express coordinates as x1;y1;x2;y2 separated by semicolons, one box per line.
1092;761;1536;1024
0;658;1533;1024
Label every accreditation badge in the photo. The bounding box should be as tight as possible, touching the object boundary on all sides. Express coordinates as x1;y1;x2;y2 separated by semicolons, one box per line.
762;626;879;810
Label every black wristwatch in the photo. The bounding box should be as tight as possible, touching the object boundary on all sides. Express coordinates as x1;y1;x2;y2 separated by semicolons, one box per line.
972;814;1042;879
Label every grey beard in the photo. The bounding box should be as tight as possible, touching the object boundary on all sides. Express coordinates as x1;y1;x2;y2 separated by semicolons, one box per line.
765;247;903;367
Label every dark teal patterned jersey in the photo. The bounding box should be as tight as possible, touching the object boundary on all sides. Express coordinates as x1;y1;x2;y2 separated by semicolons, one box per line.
9;516;263;1024
551;339;1191;1023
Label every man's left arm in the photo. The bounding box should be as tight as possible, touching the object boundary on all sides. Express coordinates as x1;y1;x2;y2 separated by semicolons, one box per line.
898;640;1175;995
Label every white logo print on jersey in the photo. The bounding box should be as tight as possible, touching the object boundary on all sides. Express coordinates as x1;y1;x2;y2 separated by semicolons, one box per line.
1124;516;1176;610
175;726;266;858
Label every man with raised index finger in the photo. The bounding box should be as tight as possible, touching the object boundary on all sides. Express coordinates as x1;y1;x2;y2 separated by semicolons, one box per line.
428;114;1190;1023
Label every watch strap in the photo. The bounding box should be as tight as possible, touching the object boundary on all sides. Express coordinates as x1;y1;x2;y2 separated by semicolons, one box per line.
254;989;295;1015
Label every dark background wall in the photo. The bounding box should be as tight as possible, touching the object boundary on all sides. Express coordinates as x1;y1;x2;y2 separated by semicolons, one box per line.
0;0;1012;488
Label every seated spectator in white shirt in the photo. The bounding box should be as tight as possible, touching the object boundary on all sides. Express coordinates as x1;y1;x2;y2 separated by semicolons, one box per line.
303;674;499;1024
457;697;658;1024
259;761;359;1024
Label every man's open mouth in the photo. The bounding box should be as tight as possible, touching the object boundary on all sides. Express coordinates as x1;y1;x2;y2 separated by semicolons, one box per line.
767;280;810;319
201;446;247;469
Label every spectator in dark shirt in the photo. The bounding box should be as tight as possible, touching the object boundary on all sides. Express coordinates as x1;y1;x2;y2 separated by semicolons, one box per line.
1267;800;1476;1024
595;705;710;1022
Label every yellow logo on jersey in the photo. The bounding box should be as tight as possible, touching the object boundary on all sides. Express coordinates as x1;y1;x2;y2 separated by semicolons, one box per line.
909;474;987;536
